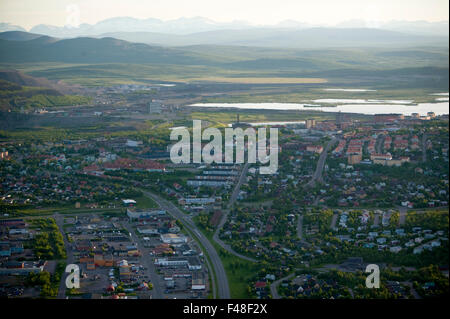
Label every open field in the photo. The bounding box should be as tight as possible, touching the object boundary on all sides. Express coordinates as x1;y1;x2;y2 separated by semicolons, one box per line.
3;206;124;217
133;195;158;209
188;110;342;125
196;87;450;104
0;43;447;90
198;229;258;299
189;77;328;84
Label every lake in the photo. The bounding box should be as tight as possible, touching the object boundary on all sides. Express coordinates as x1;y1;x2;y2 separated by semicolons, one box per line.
323;88;377;92
232;121;306;126
190;101;449;116
312;99;414;104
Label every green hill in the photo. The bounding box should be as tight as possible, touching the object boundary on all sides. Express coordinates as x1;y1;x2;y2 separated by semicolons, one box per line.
0;36;212;65
0;78;91;111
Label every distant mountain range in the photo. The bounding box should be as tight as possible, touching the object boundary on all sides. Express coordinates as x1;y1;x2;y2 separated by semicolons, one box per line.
0;32;211;64
97;27;448;48
0;25;447;53
29;17;253;37
0;22;26;33
0;29;447;91
0;17;448;39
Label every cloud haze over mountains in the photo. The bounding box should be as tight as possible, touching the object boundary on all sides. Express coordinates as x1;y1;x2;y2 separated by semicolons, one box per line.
0;16;448;38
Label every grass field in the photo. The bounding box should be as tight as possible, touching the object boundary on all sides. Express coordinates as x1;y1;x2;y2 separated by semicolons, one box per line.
196;87;449;104
1;45;447;92
188;109;368;126
4;61;443;104
196;227;259;299
133;195;158;209
215;248;259;298
7;206;124;217
190;77;328;84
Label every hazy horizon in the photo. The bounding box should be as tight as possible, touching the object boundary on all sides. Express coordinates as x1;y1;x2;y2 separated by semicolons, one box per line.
0;0;448;30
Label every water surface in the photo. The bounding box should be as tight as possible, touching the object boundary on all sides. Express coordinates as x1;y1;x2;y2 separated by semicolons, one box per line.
190;102;449;116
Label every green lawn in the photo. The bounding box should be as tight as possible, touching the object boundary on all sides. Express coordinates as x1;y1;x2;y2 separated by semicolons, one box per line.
198;228;259;299
134;195;158;209
7;206;124;217
216;247;259;299
3;195;157;218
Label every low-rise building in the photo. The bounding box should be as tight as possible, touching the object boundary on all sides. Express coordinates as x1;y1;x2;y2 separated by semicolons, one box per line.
160;233;188;244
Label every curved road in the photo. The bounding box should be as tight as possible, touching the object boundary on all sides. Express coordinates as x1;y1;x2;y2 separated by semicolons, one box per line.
305;138;338;188
212;163;257;263
270;273;295;299
142;190;231;299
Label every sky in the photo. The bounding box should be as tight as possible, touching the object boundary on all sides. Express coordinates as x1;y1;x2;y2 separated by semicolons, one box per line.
0;0;448;30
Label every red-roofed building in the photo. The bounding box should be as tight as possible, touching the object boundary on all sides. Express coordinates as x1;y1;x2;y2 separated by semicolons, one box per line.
103;158;166;172
306;145;324;154
83;164;104;175
254;281;267;289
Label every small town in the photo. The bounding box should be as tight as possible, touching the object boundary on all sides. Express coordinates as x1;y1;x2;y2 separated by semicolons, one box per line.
1;105;448;299
0;0;448;307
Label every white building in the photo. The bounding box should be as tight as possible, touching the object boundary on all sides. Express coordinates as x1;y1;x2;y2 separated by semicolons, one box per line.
390;246;402;253
127;208;166;220
122;199;137;206
9;229;28;235
126;140;143;147
187;180;230;187
187;257;202;270
137;227;159;235
192;278;206;290
160;233;188;244
431;240;441;247
149;100;163;114
154;258;188;267
181;197;217;205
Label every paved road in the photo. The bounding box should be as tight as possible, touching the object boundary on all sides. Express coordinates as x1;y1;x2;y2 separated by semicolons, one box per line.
421;133;428;163
373;213;380;227
330;213;338;230
296;215;304;240
270;273;295;299
227;162;250;209
402;281;421;299
142;190;231;299
212;163;257;263
305;138;338;188
348;287;354;298
121;221;164;299
399;207;408;226
376;134;384;154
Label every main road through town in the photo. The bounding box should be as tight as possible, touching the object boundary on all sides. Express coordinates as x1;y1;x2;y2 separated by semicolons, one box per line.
305;138;338;188
213;162;257;263
142;190;231;299
421;133;428;163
